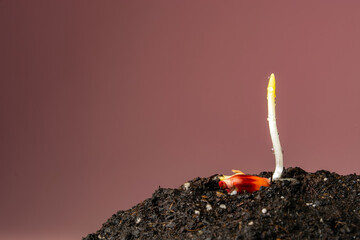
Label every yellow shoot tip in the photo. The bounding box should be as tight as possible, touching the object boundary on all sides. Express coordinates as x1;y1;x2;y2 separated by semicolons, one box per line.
267;73;276;98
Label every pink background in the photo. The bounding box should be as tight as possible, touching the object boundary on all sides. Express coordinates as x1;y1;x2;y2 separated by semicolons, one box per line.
1;1;360;239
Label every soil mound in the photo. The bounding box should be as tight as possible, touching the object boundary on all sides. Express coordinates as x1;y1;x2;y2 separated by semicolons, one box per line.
83;167;360;239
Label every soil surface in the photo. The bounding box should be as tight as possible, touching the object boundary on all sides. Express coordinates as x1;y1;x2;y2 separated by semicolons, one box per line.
83;167;360;239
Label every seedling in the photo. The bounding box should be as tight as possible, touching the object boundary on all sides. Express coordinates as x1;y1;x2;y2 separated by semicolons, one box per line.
219;73;284;193
267;73;283;181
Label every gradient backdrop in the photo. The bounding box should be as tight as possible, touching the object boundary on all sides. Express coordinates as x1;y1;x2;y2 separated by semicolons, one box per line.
1;1;360;239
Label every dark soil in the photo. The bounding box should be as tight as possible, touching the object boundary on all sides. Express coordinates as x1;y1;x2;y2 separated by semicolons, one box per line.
83;167;360;239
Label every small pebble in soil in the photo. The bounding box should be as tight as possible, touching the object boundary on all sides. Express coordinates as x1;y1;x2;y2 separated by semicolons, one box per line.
219;204;226;209
261;208;267;214
183;182;190;190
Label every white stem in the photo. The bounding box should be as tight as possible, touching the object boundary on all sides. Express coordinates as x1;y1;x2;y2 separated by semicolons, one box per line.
267;73;283;181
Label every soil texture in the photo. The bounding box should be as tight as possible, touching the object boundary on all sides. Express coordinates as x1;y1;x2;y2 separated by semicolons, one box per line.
83;167;360;239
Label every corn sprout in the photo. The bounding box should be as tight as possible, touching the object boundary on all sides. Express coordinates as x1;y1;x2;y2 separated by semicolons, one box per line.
218;73;284;194
267;73;283;181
